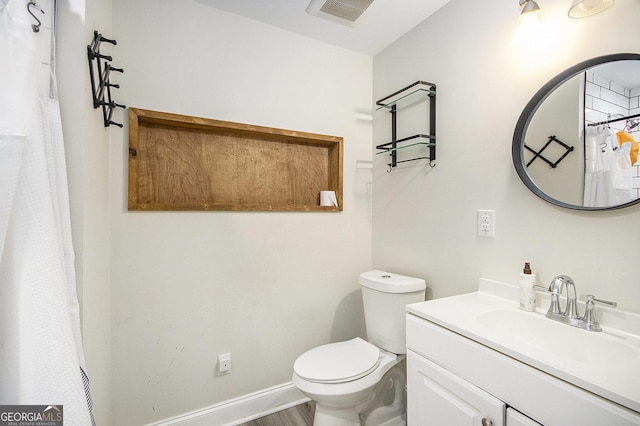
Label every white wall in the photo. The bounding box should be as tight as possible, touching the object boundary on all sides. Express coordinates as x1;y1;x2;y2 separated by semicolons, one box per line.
110;0;372;424
57;0;112;423
372;0;640;308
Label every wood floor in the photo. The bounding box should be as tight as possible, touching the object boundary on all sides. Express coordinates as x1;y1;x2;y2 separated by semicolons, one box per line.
237;401;315;426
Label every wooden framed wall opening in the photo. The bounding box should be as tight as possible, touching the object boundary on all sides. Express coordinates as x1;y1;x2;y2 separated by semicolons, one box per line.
128;108;343;212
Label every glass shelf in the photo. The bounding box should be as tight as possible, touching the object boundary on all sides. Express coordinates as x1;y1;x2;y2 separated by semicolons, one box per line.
376;81;436;111
375;80;437;169
376;134;436;154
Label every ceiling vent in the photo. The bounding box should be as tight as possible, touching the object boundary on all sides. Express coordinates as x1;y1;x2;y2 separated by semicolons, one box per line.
306;0;375;26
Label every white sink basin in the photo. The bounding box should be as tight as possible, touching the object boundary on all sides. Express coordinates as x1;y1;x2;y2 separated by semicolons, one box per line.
406;278;640;413
476;309;640;367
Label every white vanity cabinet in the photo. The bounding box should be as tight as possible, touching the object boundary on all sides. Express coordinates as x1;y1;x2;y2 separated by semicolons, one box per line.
507;408;541;426
407;350;499;425
406;312;640;425
407;350;539;425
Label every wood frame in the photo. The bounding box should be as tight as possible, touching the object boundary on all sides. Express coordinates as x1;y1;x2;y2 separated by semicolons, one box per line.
128;108;343;211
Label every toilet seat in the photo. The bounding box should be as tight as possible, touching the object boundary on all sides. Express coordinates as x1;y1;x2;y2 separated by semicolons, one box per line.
293;337;380;384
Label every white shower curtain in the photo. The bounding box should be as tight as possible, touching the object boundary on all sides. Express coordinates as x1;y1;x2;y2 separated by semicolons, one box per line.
0;1;94;424
583;126;635;207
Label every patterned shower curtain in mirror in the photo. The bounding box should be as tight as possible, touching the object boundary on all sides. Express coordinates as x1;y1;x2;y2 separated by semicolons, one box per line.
0;1;94;423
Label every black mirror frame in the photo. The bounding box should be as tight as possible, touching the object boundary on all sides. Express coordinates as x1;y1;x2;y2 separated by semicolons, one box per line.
512;53;640;211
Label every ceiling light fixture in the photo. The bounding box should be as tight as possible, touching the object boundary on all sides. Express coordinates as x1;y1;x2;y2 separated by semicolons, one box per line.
568;0;614;18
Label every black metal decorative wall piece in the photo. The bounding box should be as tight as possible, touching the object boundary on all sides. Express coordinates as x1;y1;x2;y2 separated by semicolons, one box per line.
525;135;574;168
87;31;125;127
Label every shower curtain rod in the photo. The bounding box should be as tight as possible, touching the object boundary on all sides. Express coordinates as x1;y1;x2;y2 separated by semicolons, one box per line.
588;112;640;127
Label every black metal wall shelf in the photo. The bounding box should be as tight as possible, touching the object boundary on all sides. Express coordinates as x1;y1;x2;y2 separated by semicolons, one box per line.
87;31;125;127
376;81;436;170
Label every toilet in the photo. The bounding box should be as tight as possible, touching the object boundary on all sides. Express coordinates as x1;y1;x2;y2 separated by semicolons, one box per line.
292;270;426;426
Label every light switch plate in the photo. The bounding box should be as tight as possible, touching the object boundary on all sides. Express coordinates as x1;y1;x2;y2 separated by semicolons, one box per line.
218;353;232;375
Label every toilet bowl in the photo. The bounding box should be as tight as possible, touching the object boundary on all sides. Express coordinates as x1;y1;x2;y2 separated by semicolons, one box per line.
292;340;404;425
292;271;426;426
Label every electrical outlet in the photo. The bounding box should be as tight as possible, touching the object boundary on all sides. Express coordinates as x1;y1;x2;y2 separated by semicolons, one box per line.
477;210;495;238
218;353;232;375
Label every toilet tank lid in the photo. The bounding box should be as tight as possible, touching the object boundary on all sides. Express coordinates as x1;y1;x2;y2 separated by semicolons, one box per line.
359;270;426;293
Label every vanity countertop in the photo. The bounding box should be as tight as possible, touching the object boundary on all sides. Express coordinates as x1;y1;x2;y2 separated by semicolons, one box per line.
406;278;640;414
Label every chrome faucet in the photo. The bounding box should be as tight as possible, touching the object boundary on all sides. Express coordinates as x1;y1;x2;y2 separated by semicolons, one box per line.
547;275;579;319
545;275;617;332
582;295;617;331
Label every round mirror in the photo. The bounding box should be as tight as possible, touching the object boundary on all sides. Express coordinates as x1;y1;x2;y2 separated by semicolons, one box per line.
512;53;640;210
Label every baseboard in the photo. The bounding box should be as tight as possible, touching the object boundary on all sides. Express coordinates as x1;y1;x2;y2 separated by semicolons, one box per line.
147;382;309;426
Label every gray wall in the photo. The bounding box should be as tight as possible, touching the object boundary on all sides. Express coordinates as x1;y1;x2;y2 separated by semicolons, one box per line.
58;0;640;423
372;0;640;308
109;0;373;423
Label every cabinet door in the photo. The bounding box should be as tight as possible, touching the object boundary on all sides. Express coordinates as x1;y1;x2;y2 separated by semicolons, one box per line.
507;408;542;425
407;350;505;425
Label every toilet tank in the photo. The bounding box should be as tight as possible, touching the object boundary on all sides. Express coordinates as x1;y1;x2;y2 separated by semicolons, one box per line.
359;270;426;354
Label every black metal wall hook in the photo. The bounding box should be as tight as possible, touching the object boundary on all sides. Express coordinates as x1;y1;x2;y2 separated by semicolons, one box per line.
87;31;125;127
27;1;44;33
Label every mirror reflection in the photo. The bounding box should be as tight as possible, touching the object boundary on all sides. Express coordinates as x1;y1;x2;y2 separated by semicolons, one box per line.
514;55;640;210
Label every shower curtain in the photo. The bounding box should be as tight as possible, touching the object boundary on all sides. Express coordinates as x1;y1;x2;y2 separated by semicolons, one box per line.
583;125;634;207
0;1;94;424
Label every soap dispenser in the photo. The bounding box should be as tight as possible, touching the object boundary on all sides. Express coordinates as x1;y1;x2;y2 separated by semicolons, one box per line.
519;262;536;312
